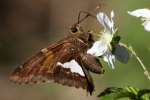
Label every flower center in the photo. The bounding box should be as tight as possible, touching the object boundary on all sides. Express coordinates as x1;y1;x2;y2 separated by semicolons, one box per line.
101;32;113;45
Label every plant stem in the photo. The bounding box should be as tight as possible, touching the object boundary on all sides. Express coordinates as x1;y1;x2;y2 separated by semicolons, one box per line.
120;43;150;81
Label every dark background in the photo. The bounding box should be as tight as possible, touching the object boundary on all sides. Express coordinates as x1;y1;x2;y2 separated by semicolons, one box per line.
0;0;150;100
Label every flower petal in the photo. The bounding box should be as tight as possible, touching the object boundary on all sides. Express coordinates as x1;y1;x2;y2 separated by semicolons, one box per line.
96;12;114;33
142;20;150;32
87;40;108;57
128;8;150;18
111;10;115;19
108;54;115;69
110;10;115;33
103;52;115;69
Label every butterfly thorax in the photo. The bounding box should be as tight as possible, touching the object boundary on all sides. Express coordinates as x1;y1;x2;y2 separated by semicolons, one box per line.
70;32;93;52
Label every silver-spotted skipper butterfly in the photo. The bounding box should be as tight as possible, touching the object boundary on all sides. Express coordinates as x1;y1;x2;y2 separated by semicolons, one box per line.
9;11;104;95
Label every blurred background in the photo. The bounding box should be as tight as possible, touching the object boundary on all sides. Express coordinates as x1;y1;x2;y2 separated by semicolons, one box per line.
0;0;150;100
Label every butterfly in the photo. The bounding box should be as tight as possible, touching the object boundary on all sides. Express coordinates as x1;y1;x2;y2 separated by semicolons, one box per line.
9;12;104;95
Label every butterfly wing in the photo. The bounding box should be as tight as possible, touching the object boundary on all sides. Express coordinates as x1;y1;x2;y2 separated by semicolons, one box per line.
81;53;104;74
10;41;64;84
10;38;94;94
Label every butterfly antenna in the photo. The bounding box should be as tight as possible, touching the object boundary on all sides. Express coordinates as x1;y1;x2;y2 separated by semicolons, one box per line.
71;11;96;33
77;11;95;25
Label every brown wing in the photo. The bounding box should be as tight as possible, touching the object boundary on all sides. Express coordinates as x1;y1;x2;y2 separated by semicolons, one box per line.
81;53;104;74
10;41;63;84
10;39;94;94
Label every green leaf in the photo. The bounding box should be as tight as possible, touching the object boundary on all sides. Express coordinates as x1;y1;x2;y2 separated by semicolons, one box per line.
98;86;150;100
97;87;122;97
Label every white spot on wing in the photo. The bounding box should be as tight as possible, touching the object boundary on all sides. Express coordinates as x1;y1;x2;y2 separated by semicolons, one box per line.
56;60;85;76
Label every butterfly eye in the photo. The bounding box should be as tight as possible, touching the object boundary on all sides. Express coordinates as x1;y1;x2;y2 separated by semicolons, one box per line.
70;25;78;33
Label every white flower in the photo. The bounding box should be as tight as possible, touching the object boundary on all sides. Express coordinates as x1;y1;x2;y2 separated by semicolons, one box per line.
128;8;150;32
87;11;116;69
103;51;115;69
97;10;115;33
87;40;108;57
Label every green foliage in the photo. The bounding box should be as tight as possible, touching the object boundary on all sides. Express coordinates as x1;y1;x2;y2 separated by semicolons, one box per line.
98;86;150;100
